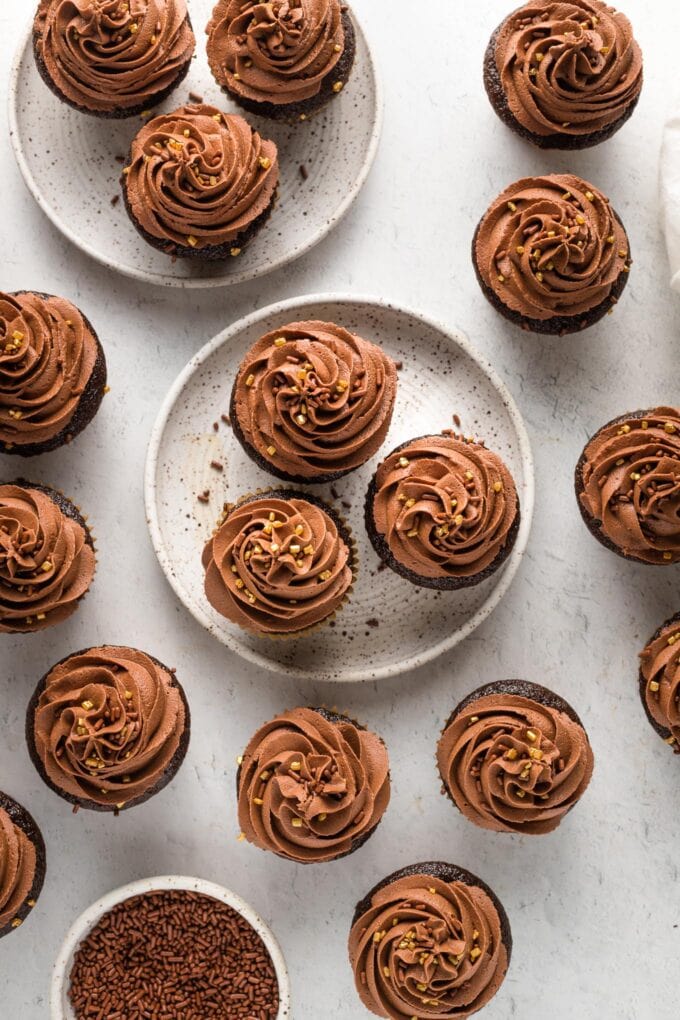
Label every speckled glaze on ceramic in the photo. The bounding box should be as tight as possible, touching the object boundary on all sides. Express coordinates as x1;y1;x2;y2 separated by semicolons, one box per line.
50;875;291;1020
8;2;380;290
145;296;534;682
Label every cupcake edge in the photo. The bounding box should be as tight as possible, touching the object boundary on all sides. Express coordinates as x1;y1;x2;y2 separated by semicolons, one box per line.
32;11;195;120
25;647;191;813
483;21;641;151
638;611;680;746
236;706;390;864
471;214;631;336
364;434;521;591
213;7;356;124
1;292;107;458
0;791;46;940
206;488;357;639
574;408;680;565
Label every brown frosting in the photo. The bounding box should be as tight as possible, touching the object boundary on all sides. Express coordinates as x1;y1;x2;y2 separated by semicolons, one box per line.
202;494;352;635
371;436;518;580
33;646;186;808
34;0;195;114
475;174;629;321
0;292;98;449
237;708;390;862
495;1;643;138
233;321;398;479
437;693;594;835
640;620;680;749
0;808;37;930
124;103;279;250
207;0;344;106
579;408;680;564
349;873;508;1019
0;484;95;633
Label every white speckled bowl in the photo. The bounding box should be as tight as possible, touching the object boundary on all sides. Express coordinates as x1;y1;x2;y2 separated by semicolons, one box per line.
51;874;291;1020
145;294;534;681
9;1;381;289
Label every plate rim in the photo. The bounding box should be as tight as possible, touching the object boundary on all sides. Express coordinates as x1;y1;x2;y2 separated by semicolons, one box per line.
144;292;535;683
7;7;383;290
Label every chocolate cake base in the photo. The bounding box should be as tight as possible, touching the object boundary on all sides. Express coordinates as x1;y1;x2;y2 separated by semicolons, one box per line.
217;10;356;124
483;23;641;150
351;861;513;963
444;678;587;733
236;706;388;864
26;648;191;813
574;408;678;565
364;435;521;591
1;293;107;457
0;791;46;940
638;612;680;745
32;18;194;120
471;218;631;336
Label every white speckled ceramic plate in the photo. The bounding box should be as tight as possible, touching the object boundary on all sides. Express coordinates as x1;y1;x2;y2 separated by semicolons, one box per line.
8;2;381;289
145;295;534;682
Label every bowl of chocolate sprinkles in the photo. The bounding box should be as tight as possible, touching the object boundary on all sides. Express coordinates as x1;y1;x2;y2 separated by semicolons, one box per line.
51;875;290;1020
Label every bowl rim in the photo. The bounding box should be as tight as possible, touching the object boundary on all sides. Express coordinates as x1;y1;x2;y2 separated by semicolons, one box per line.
144;292;535;682
50;873;292;1019
7;5;383;290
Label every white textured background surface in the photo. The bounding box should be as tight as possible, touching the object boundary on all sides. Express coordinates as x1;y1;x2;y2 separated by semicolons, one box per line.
1;1;679;1016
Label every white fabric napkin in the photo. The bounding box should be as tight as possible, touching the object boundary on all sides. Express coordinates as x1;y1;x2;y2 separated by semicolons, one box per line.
660;112;680;293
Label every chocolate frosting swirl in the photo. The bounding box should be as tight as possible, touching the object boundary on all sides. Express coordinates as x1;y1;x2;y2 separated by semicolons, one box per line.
0;484;95;633
437;693;594;835
0;808;37;931
34;0;195;114
33;646;186;808
371;436;518;581
0;292;98;448
237;708;390;862
124;103;279;250
579;408;680;564
233;321;398;480
203;494;352;635
475;174;629;321
640;620;680;749
207;0;344;106
349;872;508;1019
495;1;643;138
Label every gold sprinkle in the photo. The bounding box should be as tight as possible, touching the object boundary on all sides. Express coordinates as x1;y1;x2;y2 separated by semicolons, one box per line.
515;788;526;798
291;818;303;827
237;755;244;765
295;524;304;535
266;445;277;456
11;330;24;341
536;272;544;283
454;514;464;526
290;761;302;772
470;947;482;961
245;374;255;387
303;544;314;555
663;552;673;562
585;191;595;201
235;579;245;589
237;831;246;842
535;52;544;62
606;235;615;244
186;235;198;247
253;797;264;806
576;215;586;225
664;422;676;434
124;690;133;700
417;983;427;993
259;156;272;170
42;561;52;573
526;730;538;743
507;201;517;212
505;748;518;761
317;813;327;821
529;747;543;761
382;967;390;978
230;247;242;257
398;456;409;468
27;900;35;908
516;245;525;255
260;771;271;781
274;337;286;347
641;420;649;430
334;44;342;52
405;498;416;508
129;22;138;33
11;918;22;929
332;81;344;93
373;930;385;944
649;681;660;693
81;700;94;711
497;274;505;283
493;481;503;493
630;472;641;482
319;570;332;581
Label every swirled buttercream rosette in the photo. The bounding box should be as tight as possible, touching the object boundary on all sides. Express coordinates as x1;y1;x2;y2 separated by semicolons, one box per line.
639;613;680;753
0;791;46;940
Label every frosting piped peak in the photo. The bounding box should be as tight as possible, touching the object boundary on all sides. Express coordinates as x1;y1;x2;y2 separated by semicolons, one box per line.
34;0;195;114
579;408;680;564
207;0;345;106
233;321;397;480
237;708;390;862
494;0;643;139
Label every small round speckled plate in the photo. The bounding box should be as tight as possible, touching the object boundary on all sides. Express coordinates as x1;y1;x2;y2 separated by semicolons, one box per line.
8;2;381;289
145;295;534;682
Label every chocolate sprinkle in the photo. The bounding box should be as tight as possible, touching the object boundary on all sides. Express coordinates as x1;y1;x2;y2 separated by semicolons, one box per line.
299;163;309;181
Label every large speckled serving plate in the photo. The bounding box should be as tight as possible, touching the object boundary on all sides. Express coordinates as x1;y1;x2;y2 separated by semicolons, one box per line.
145;295;534;682
8;2;381;289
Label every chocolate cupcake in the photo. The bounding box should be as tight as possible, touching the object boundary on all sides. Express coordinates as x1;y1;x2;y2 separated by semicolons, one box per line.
0;291;107;457
122;103;279;260
236;707;390;863
472;173;631;334
27;645;190;813
206;0;356;123
0;481;96;634
0;792;46;939
33;0;195;119
365;434;520;590
202;490;355;637
230;321;398;484
437;680;594;835
349;862;511;1019
484;1;643;150
576;408;680;565
639;614;680;753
